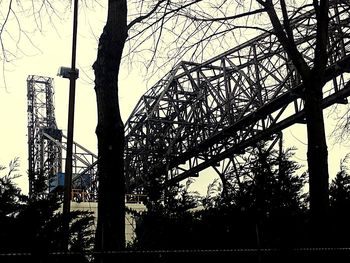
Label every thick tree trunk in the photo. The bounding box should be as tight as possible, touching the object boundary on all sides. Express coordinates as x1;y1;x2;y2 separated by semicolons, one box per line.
262;0;330;245
93;0;128;257
304;77;330;246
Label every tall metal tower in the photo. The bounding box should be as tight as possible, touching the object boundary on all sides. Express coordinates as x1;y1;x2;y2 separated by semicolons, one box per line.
27;75;63;196
27;75;98;200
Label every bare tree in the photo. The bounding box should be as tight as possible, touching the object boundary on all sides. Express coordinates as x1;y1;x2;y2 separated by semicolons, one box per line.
251;0;335;246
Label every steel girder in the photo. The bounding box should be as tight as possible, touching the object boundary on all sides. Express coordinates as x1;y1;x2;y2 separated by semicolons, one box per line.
27;75;98;200
124;1;350;194
43;132;98;200
27;75;62;196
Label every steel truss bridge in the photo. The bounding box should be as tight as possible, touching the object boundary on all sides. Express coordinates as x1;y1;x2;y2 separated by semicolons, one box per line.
28;1;350;200
124;1;350;194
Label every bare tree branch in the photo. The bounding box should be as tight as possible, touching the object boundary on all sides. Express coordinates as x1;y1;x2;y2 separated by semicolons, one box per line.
280;0;296;46
146;0;170;68
0;0;13;89
127;0;166;30
128;0;205;31
259;0;311;79
183;7;266;22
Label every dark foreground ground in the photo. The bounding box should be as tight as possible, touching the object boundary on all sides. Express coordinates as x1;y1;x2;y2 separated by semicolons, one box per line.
2;248;350;263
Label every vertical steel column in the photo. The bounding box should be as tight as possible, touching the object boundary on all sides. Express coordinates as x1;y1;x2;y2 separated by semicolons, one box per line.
62;0;79;249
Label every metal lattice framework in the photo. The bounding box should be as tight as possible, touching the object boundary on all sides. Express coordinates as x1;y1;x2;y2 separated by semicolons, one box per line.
27;75;62;196
27;75;98;200
124;1;350;194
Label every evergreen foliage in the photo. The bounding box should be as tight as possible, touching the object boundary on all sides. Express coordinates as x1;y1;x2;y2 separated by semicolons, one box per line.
329;154;350;247
0;158;94;262
132;145;309;250
4;147;350;261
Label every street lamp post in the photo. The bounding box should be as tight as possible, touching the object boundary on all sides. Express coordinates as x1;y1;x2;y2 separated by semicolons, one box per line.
59;0;79;249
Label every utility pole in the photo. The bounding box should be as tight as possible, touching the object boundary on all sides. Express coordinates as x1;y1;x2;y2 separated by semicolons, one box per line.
60;0;79;250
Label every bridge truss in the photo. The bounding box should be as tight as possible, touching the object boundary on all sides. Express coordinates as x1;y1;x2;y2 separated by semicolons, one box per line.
124;1;350;194
27;75;98;200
